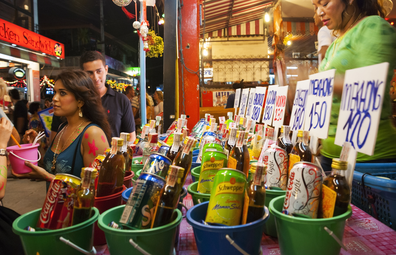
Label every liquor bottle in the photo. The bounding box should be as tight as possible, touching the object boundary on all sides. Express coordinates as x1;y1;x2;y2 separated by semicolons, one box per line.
72;167;97;225
277;126;293;155
224;127;237;157
97;137;126;197
142;133;160;165
120;132;132;173
247;163;266;223
289;130;312;172
153;166;185;227
173;137;196;185
321;158;351;217
166;132;183;162
228;131;250;176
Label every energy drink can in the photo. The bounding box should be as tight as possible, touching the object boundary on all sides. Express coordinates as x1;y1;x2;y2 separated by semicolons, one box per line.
157;145;171;156
197;151;228;194
263;145;288;190
141;153;172;178
120;173;166;229
205;168;247;226
282;161;323;218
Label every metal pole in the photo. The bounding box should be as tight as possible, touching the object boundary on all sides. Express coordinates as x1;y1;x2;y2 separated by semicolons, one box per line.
99;0;105;53
140;0;147;126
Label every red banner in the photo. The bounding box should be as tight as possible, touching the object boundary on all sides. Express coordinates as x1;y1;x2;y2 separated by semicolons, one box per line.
0;18;65;59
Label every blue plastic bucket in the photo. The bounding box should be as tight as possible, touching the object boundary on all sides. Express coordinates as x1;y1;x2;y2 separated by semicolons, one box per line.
191;156;201;170
193;149;199;156
186;201;269;255
122;187;133;203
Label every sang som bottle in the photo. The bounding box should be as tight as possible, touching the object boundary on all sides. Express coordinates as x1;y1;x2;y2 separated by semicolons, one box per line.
289;130;312;171
96;137;126;197
153;166;185;227
166;132;183;162
277;125;293;155
228;131;250;176
120;132;132;173
72;167;97;225
247;162;266;223
224;127;237;157
173;137;196;185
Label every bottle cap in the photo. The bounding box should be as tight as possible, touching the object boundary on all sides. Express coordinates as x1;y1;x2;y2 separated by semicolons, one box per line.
331;158;348;170
120;132;130;142
117;138;124;147
297;130;303;137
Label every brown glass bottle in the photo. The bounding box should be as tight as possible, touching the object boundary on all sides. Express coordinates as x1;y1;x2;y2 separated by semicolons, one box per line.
96;138;126;197
290;130;312;162
322;159;350;217
72;167;97;225
166;132;183;162
120;132;132;173
173;137;196;185
224;127;237;157
153;166;185;227
277;126;293;155
247;163;266;223
228;131;250;176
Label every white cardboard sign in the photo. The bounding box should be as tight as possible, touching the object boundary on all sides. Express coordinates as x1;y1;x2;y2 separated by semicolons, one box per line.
304;69;336;139
272;86;289;128
334;62;389;156
262;85;278;125
238;88;250;116
234;88;241;109
290;80;310;132
250;86;267;123
245;88;256;119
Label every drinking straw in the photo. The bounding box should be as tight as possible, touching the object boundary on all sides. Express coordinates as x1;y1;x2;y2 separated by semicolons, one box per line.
11;134;21;148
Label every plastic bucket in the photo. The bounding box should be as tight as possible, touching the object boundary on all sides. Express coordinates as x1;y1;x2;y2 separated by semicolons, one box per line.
187;201;269;255
93;185;126;246
191;165;201;183
7;143;41;174
191;156;201;170
269;195;352;255
98;205;182;255
192;149;199;156
187;181;211;205
13;207;99;255
122;187;133;204
131;156;144;174
123;171;134;188
263;189;286;237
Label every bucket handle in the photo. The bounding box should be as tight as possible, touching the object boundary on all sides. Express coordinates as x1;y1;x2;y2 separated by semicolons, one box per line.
59;237;97;255
178;202;188;218
197;199;201;204
225;235;250;255
324;226;348;251
9;150;41;162
129;238;151;255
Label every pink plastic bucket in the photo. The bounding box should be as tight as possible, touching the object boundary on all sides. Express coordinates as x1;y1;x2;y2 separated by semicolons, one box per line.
123;171;134;189
7;143;41;174
93;185;126;246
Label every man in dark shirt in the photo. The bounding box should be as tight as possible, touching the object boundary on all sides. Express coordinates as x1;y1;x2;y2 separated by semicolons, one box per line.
8;89;28;138
80;51;136;142
225;80;243;109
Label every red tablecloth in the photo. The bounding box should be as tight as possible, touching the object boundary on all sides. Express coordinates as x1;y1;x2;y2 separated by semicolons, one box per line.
96;174;396;255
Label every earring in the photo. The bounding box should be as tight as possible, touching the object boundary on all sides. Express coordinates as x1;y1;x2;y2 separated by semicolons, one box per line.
79;107;83;118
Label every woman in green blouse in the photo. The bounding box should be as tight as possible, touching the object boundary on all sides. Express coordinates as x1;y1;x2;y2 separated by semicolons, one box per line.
312;0;396;171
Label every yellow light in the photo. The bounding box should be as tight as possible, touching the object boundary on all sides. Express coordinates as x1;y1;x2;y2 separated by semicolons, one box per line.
287;40;292;46
265;13;270;23
203;49;209;56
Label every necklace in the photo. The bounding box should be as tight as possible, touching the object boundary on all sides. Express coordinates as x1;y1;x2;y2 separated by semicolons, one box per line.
51;121;86;173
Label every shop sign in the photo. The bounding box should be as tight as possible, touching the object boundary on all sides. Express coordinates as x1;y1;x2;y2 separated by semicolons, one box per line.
335;62;388;156
289;80;309;132
262;85;278;125
9;67;25;80
272;86;288;129
250;86;267;123
245;88;255;119
126;67;140;76
204;68;213;78
0;18;65;59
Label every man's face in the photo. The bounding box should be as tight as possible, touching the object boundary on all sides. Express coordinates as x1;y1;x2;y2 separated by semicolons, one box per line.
82;60;108;91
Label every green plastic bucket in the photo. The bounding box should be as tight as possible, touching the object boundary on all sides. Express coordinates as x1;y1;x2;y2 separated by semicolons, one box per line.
98;205;182;255
269;196;352;255
191;165;201;183
263;188;286;237
13;207;99;255
131;156;144;174
187;181;210;205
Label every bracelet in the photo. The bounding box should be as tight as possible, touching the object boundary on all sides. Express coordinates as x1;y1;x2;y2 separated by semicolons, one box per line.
0;149;7;157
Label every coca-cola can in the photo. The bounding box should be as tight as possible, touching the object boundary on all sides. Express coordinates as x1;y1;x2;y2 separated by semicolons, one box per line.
37;173;81;229
282;161;323;218
263;145;288;190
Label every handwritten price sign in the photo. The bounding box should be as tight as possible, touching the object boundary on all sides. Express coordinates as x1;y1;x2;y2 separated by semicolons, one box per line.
335;63;388;156
304;70;335;139
290;80;310;131
238;88;250;117
272;86;289;127
262;85;278;125
245;88;256;119
250;87;267;123
234;88;241;109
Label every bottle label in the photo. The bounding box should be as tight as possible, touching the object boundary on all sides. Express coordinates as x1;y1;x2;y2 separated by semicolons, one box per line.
210;122;217;132
245;119;252;132
177;119;183;133
171;133;181;153
219;116;225;124
236;132;244;148
257;124;264;136
254;164;264;186
166;167;178;187
182;138;194;155
228;156;237;169
229;128;237;146
149;120;156;130
321;184;337;218
288;154;301;174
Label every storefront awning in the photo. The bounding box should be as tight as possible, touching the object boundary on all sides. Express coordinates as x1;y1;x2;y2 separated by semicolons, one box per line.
201;0;273;35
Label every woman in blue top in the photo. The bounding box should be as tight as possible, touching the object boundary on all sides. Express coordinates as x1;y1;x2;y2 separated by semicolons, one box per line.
13;70;111;182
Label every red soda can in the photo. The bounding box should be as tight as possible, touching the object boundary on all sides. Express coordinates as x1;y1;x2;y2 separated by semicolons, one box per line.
37;173;81;229
263;145;288;190
282;161;323;218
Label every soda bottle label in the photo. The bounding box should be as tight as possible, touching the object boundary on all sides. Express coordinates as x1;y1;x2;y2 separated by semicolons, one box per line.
321;184;337;218
228;156;237;169
288;154;301;174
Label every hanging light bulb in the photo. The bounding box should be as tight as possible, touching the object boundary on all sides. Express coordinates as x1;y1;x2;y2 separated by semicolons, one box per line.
287;40;292;46
158;18;165;25
203;49;209;56
265;13;270;23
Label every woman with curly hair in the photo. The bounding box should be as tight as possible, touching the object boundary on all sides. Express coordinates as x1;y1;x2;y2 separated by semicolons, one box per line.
14;70;111;182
